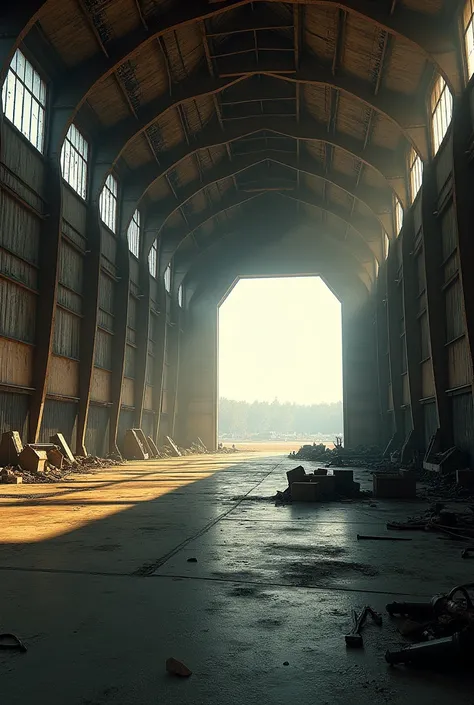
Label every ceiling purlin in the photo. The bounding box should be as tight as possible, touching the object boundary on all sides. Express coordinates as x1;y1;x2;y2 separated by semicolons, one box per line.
200;18;237;212
324;7;346;226
345;18;393;239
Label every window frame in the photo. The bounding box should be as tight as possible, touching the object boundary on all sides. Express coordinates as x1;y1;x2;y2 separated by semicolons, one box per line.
463;0;474;82
60;123;89;200
99;174;118;234
408;148;423;203
430;75;453;155
394;198;404;236
148;240;158;278
164;262;172;294
127;209;141;259
1;48;47;153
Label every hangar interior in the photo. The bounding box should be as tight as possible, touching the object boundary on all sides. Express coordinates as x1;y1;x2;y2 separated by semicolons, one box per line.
2;0;473;459
2;2;474;704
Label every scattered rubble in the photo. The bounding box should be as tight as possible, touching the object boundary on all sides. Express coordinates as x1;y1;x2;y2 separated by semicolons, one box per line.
387;504;474;541
165;657;192;677
1;454;124;484
289;441;384;469
385;583;474;666
276;465;364;503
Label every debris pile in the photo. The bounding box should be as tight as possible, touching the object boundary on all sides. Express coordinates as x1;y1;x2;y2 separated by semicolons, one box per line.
1;454;124;485
385;583;474;666
387;503;474;542
275;465;364;504
289;442;384;469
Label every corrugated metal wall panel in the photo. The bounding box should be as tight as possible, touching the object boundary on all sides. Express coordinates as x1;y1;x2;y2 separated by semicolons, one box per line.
61;186;87;234
90;367;111;402
99;272;115;316
435;134;453;192
445;279;464;341
0;338;33;386
416;250;425;294
0;391;29;441
53;307;81;358
127;296;137;329
0;249;38;290
57;285;82;315
420;312;430;359
94;329;113;369
59;241;83;295
447;337;472;389
146;354;155;386
117;407;134;452
452;393;474;461
144;384;153;410
97;309;114;332
421;359;435;398
2;125;45;197
129;257;139;284
443;251;459;284
0;279;36;342
142;410;155;438
40;399;78;447
423;401;438;448
122;377;134;407
101;227;117;264
124;344;136;378
85;404;110;457
441;205;456;261
402;372;410;405
0;191;40;264
150;276;158;303
47;355;79;397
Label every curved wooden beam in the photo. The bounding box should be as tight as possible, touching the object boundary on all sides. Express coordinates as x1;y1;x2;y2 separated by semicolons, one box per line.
17;0;457;166
121;116;406;217
96;57;426;177
145;151;382;245
169;188;377;270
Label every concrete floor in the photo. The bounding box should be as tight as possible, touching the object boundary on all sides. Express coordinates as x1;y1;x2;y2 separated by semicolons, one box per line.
0;453;473;704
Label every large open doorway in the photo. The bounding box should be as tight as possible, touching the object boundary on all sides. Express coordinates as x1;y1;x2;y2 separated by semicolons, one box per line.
218;276;343;452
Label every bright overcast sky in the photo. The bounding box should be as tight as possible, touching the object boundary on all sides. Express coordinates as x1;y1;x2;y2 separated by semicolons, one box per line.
218;277;342;405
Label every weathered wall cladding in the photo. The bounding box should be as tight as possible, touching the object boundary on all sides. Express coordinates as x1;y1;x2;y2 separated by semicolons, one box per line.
423;401;438;448
0;391;29;441
1;125;45;203
142;410;155;438
452;392;474;461
47;355;79;397
40;399;78;446
85;404;110;457
0;124;44;435
117;407;134;452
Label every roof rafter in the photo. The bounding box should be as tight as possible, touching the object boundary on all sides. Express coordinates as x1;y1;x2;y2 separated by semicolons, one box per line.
15;0;460;159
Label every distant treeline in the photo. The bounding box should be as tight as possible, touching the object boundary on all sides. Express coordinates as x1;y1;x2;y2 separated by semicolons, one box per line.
219;398;343;436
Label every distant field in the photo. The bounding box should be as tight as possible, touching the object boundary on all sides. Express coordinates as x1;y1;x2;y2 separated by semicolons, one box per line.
228;440;335;453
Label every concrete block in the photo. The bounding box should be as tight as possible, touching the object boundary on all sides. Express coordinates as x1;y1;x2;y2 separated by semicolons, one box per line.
47;448;64;469
147;436;160;458
19;446;47;474
315;474;336;498
0;431;23;466
313;468;328;476
286;465;306;486
456;468;474;488
166;436;182;457
123;429;149;460
291;481;320;502
330;469;354;493
373;473;416;499
50;433;75;462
